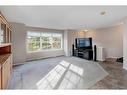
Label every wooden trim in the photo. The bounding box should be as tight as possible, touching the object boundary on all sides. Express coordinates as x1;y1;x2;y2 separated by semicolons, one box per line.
6;27;9;43
0;67;1;89
9;30;12;42
0;46;11;55
0;43;11;48
0;11;12;44
0;11;12;90
1;54;11;89
0;54;10;66
0;11;12;29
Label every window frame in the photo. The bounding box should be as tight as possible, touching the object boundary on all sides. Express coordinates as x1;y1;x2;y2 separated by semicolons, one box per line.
27;31;63;53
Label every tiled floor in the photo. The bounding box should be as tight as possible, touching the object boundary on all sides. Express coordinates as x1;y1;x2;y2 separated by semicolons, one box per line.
90;60;127;89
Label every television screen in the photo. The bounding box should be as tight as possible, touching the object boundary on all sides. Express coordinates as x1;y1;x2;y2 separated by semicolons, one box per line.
75;38;92;49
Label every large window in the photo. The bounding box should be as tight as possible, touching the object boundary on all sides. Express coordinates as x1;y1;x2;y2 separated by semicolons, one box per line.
27;32;62;52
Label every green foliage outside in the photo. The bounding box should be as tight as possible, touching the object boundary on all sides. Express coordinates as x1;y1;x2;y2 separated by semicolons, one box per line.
28;36;61;52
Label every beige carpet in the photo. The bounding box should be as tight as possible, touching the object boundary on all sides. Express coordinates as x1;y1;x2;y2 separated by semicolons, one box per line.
8;56;108;89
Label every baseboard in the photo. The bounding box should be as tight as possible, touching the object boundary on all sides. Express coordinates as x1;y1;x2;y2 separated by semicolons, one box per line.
105;58;117;62
13;62;26;67
13;55;65;67
26;55;65;62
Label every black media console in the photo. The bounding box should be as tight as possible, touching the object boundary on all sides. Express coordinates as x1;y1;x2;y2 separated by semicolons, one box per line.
74;49;93;60
72;38;93;60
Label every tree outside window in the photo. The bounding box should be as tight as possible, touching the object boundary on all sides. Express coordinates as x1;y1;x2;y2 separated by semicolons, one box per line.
27;32;62;52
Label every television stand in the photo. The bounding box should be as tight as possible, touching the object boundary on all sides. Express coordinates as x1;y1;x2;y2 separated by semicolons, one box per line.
74;49;93;60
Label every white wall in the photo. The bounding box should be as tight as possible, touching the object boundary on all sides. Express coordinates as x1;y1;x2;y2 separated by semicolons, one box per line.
11;21;123;65
11;22;65;65
85;25;123;58
123;18;127;70
27;50;64;61
66;25;123;59
64;30;70;56
11;23;27;65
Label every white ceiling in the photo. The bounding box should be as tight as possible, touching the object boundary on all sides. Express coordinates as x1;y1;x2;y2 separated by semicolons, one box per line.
0;6;127;30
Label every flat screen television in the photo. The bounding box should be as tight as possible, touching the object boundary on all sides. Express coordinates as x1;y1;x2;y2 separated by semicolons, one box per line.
75;38;92;49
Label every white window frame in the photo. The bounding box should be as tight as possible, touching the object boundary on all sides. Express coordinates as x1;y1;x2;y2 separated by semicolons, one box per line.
27;31;63;53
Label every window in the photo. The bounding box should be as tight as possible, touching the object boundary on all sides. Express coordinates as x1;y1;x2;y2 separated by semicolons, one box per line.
27;32;62;52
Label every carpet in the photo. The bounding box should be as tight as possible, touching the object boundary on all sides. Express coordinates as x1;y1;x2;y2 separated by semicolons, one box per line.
8;56;108;89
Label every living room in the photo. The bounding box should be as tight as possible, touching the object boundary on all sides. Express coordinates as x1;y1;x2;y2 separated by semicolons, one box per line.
0;6;127;90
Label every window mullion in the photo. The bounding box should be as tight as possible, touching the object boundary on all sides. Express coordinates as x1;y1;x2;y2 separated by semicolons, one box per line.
51;34;53;49
61;35;62;49
40;33;42;51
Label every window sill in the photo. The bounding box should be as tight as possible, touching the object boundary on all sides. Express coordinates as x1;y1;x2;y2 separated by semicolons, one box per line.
27;49;63;53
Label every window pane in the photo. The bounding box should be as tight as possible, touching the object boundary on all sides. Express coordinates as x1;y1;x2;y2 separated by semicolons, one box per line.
52;36;61;49
41;36;52;50
27;32;62;52
27;32;41;51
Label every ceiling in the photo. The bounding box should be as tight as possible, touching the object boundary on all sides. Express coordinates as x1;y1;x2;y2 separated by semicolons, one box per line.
0;6;127;30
